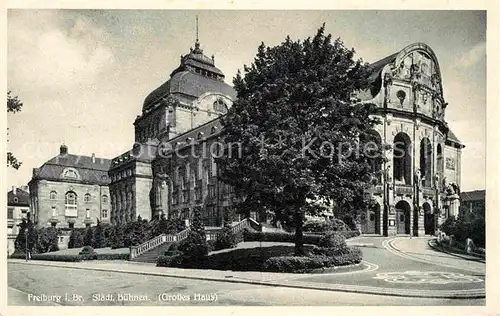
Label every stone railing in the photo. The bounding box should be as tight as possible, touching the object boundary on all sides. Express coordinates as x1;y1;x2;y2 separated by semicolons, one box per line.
395;185;414;196
129;218;261;259
231;217;262;234
130;234;167;260
129;227;191;260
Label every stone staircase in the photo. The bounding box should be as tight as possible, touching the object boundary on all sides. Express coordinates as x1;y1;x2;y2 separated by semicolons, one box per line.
129;217;261;263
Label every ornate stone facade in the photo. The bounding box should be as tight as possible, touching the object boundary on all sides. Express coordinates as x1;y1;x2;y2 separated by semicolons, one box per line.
108;39;236;225
358;43;464;236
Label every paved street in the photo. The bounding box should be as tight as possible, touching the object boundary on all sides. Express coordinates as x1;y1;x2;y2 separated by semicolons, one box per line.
7;236;485;306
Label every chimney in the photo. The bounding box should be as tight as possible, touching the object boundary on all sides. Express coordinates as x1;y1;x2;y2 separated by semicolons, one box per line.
60;144;68;155
12;186;16;195
92;153;96;164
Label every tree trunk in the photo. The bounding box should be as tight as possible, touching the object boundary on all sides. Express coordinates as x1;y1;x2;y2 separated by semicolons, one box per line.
294;210;305;256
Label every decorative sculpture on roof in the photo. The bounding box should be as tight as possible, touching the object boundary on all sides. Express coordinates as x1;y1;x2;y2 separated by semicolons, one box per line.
383;72;393;105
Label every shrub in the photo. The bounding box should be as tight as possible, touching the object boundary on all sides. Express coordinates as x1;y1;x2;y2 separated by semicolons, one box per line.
204;245;315;272
243;230;324;245
95;253;129;260
10;253;82;262
242;230;358;245
303;218;350;233
79;246;96;255
68;230;84;249
207;239;216;253
92;222;107;249
83;227;94;247
177;231;209;267
318;232;347;249
213;227;238;251
263;256;325;273
157;254;183;267
328;247;363;266
35;227;59;253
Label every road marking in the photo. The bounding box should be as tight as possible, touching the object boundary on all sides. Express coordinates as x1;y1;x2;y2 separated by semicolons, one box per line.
373;271;484;284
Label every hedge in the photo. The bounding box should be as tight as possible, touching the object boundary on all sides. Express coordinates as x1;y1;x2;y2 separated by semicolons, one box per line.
242;230;359;245
10;253;82;262
157;245;316;271
10;252;129;261
263;256;325;273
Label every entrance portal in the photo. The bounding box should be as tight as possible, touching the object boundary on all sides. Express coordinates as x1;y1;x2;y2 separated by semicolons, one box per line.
423;202;435;235
395;200;411;234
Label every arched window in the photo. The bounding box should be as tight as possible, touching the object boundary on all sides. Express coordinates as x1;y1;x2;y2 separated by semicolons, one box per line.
213;98;227;113
102;195;108;203
63;169;78;179
437;143;443;176
420;138;433;187
50;191;57;200
393;133;412;185
65;191;78;217
84;193;92;203
65;192;77;205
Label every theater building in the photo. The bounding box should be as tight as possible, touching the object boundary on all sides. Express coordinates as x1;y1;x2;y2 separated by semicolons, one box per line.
357;43;464;236
108;39;236;225
28;39;462;238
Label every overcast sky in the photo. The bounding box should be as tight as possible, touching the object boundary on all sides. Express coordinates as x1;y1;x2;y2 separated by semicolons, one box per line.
7;10;486;191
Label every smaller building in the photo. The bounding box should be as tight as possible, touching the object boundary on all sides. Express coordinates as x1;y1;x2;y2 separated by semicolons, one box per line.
460;190;485;216
28;144;112;229
7;186;30;255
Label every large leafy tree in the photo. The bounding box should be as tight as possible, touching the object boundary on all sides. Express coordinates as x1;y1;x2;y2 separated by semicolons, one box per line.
7;91;23;169
218;25;382;255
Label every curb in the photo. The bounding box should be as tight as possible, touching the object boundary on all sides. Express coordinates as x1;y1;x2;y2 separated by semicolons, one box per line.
8;260;484;300
428;240;486;264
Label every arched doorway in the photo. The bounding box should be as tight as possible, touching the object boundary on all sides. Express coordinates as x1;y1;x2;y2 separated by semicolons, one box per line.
393;133;412;185
423;202;435;235
395;200;411;234
364;203;381;234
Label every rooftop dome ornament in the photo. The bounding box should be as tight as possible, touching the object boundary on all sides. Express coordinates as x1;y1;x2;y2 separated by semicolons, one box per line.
193;15;203;54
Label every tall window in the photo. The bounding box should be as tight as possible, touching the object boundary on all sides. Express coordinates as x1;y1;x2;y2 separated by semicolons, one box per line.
65;191;78;217
102;209;108;218
7;208;13;219
50;191;57;200
84;193;91;203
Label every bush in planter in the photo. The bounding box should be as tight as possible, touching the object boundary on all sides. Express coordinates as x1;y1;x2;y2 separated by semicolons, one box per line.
263;256;325;273
213;226;237;251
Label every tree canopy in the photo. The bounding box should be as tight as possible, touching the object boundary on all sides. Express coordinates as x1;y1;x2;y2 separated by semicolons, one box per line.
7;90;23;169
217;25;383;255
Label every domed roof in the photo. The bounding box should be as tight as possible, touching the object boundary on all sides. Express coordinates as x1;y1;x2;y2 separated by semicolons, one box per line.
143;40;236;112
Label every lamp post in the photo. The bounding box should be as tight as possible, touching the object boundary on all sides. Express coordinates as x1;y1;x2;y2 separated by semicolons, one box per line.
24;228;28;262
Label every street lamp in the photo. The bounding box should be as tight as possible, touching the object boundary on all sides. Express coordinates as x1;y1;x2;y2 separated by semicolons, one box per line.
24;228;28;262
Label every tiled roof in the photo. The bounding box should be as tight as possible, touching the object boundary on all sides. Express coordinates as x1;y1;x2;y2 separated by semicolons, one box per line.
447;129;463;144
143;71;236;111
7;188;30;206
32;153;111;185
461;190;485;202
366;52;399;84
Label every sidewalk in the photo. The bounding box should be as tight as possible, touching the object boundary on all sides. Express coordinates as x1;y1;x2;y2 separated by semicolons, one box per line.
427;239;486;263
8;258;484;299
